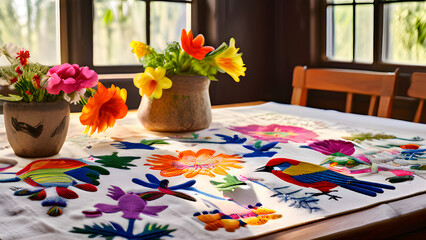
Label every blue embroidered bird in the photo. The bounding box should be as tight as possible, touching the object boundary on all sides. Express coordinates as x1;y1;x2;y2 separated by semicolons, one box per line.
256;158;395;200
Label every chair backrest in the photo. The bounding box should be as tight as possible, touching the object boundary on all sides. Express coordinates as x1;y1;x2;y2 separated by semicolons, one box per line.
291;66;398;118
407;72;426;123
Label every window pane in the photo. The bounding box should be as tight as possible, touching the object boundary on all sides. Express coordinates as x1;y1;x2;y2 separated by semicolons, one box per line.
383;2;426;65
150;1;191;51
326;5;353;61
355;4;373;63
355;0;373;3
93;0;146;66
0;0;60;66
327;0;353;3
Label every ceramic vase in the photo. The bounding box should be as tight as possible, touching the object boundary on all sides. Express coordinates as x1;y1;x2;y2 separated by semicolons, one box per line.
137;75;212;132
3;100;70;157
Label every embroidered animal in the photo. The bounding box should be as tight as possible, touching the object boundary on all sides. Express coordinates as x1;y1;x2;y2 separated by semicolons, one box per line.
256;158;395;199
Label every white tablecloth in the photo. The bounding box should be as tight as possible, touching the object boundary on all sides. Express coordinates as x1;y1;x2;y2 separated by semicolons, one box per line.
0;102;425;240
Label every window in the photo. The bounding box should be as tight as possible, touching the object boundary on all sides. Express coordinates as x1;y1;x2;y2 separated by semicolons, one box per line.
325;0;425;66
0;0;192;70
93;0;191;66
0;0;60;66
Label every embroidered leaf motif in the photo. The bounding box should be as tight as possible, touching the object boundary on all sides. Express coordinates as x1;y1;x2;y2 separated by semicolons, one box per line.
210;174;246;192
140;139;169;145
111;141;155;150
135;223;176;238
70;222;176;240
342;133;396;143
92;152;140;169
243;141;278;158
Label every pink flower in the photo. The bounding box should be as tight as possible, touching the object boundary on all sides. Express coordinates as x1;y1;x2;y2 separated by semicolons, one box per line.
46;63;98;95
308;140;355;156
229;124;319;143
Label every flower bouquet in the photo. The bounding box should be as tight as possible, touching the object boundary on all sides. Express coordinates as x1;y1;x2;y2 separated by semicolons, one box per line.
0;43;128;157
130;29;246;132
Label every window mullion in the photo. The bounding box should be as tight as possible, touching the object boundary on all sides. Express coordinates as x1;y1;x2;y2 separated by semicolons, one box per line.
146;0;151;45
373;0;383;64
352;0;356;62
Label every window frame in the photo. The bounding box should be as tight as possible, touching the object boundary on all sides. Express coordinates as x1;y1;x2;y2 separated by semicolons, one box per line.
61;0;195;74
320;0;426;73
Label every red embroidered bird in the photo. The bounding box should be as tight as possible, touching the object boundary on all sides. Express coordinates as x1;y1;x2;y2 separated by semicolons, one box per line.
256;158;395;200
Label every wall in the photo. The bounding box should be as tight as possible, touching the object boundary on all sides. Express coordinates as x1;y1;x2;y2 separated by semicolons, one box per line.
195;0;312;105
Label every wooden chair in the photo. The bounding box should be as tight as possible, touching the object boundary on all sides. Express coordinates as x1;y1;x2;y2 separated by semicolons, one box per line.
407;72;426;123
291;66;398;118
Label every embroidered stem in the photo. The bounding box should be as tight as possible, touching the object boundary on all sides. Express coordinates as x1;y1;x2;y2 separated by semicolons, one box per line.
127;219;135;234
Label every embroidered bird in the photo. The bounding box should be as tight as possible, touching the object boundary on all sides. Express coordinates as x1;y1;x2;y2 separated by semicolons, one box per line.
256;158;395;200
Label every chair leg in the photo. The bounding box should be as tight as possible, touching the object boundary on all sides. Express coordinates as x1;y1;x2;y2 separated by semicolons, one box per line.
345;93;353;113
414;99;424;123
368;96;377;116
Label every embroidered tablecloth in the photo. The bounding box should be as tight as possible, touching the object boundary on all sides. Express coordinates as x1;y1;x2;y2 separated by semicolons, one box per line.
0;102;425;240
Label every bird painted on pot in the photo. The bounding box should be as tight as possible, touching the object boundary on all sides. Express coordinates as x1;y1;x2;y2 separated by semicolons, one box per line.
255;158;395;200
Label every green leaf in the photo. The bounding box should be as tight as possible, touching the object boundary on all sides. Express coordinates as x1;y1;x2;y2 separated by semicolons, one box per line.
210;174;246;192
103;9;114;25
0;94;22;101
92;152;140;169
140;139;169;145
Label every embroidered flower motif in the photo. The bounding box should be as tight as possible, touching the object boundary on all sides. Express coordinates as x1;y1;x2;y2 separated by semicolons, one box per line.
194;203;281;232
79;83;128;135
308;140;355;156
85;185;168;220
130;40;151;59
16;48;30;66
46;63;98;95
145;149;244;178
229;124;318;143
214;38;246;82
133;67;172;99
181;29;214;60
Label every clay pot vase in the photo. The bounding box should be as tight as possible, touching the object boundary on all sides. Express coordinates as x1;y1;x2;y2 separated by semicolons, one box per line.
137;75;212;132
3;100;70;157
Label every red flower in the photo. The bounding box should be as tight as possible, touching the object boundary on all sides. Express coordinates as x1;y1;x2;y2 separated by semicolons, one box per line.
10;77;18;84
15;66;23;76
33;74;40;88
25;90;32;95
16;48;30;67
180;29;214;60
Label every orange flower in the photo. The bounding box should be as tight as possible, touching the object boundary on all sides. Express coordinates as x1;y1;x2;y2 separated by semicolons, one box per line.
181;29;214;60
145;149;244;178
79;83;128;135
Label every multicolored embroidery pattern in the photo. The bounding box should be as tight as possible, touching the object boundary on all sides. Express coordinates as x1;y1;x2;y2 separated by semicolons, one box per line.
145;149;244;178
0;159;109;216
75;185;175;240
194;203;281;232
256;158;395;200
229;124;319;143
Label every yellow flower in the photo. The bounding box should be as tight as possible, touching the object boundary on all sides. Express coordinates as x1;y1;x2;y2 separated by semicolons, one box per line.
130;40;151;59
133;67;172;99
214;38;246;82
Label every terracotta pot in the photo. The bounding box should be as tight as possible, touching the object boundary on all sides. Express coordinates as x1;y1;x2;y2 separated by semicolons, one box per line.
3;100;70;157
137;75;212;132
